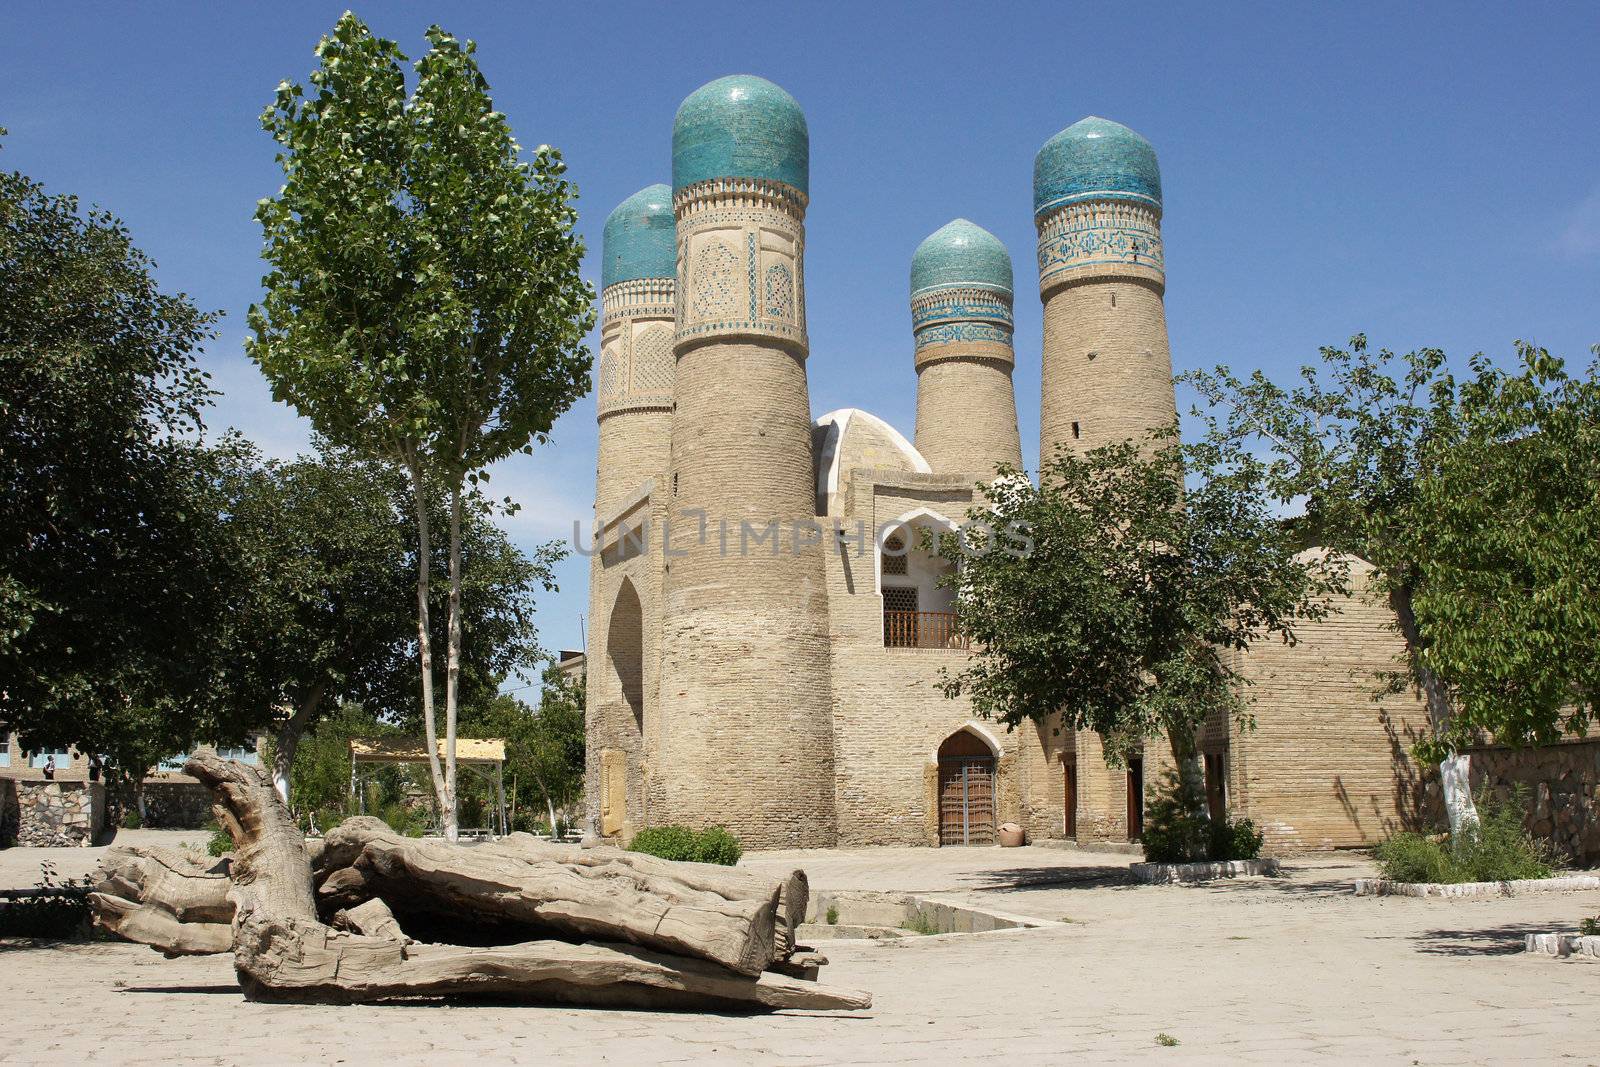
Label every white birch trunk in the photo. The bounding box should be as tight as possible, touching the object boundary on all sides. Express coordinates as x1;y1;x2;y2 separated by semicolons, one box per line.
443;481;463;843
407;459;453;840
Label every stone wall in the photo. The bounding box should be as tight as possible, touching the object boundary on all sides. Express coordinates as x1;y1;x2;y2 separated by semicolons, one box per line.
14;781;106;847
140;778;215;829
1433;739;1600;865
0;780;18;847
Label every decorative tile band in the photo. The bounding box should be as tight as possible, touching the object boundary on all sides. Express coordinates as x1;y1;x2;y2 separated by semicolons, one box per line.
602;278;676;319
913;322;1014;351
1036;199;1163;291
673;177;807;218
911;285;1014;332
673;182;807;355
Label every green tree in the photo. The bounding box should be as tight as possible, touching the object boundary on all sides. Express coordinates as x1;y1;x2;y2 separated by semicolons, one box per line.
934;435;1341;806
463;662;585;832
216;443;561;804
0;137;234;780
1403;344;1599;747
247;15;594;839
1185;337;1600;832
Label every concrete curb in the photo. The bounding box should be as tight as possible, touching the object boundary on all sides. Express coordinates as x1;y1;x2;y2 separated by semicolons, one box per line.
1524;932;1600;959
1354;874;1600;898
1129;858;1281;884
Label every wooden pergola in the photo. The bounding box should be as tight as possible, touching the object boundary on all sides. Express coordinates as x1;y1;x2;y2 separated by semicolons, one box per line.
348;737;508;837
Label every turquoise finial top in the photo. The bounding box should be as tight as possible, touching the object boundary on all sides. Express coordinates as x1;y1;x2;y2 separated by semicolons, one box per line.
910;219;1013;297
601;184;675;291
1033;116;1161;217
672;75;808;196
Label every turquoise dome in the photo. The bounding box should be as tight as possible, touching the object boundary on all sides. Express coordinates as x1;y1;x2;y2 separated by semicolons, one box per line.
601;184;675;291
1033;116;1161;217
910;219;1012;297
672;75;808;196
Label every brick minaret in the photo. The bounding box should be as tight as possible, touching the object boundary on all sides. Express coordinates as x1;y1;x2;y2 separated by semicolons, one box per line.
1034;117;1175;463
655;75;836;846
586;185;676;839
909;219;1022;476
1034;117;1177;842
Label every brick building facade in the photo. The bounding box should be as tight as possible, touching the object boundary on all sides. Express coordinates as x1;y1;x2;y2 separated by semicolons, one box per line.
582;77;1590;857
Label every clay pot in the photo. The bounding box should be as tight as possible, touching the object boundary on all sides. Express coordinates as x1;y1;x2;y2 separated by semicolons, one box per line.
998;822;1025;847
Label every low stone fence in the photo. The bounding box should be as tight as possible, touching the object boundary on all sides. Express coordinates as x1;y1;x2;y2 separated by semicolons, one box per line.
137;778;215;829
1422;739;1600;865
1524;933;1600;959
1354;874;1600;898
11;781;107;847
1129;858;1281;884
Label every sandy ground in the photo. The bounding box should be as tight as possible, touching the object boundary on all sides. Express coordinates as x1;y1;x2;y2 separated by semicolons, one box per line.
2;833;1595;1065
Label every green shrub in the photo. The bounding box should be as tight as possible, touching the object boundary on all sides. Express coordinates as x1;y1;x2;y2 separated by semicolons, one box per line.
1209;817;1263;861
825;905;839;925
1374;787;1555;884
1578;914;1598;937
627;825;743;866
119;808;143;830
694;826;743;866
0;863;93;940
205;821;234;857
1140;769;1261;863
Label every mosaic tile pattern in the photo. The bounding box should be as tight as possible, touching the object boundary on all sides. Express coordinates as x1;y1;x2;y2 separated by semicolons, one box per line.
1036;200;1164;291
1033;116;1161;217
672;75;808;195
601;184;675;291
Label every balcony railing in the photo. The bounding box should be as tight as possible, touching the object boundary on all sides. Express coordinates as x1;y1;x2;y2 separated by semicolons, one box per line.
883;610;969;650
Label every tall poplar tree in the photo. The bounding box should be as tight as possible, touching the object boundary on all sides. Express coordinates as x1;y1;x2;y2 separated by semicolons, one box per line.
248;15;593;838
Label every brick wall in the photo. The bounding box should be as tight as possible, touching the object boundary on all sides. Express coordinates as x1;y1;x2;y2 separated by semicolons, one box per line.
1230;556;1431;852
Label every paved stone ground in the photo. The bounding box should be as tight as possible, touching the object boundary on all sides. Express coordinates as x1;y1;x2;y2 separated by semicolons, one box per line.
2;834;1595;1064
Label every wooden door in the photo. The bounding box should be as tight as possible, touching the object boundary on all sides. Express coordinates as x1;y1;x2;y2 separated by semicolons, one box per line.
1126;757;1144;841
1063;758;1077;839
938;757;996;845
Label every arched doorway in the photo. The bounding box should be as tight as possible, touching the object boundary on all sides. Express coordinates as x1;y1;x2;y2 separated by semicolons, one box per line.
937;729;997;845
607;579;644;735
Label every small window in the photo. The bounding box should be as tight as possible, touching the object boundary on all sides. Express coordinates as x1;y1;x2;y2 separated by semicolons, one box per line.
1071;421;1081;440
881;533;908;576
671;472;679;497
1110;291;1117;308
1086;350;1098;361
30;750;71;770
882;587;918;613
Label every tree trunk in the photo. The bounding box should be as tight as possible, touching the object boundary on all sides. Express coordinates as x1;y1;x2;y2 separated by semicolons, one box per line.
271;684;326;808
1389;583;1478;834
1165;725;1206;818
89;752;864;1011
406;458;454;841
444;480;463;843
89;846;234;955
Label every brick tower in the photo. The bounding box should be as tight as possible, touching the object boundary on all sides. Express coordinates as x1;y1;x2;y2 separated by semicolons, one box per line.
1034;117;1175;462
586;185;676;839
909;219;1022;476
654;75;837;846
1034;117;1178;842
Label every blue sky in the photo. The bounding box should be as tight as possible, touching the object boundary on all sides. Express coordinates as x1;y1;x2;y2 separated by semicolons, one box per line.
4;1;1597;675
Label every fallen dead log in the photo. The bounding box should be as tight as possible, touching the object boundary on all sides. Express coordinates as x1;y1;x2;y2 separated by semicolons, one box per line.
90;846;233;956
89;750;869;1012
314;819;782;975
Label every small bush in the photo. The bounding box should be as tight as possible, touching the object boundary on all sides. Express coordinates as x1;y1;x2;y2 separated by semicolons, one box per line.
1140;769;1260;863
825;905;839;925
694;826;743;866
0;863;93;940
205;821;234;857
1209;817;1263;862
1374;787;1555;884
119;808;143;830
627;825;743;866
1579;914;1598;937
901;911;940;936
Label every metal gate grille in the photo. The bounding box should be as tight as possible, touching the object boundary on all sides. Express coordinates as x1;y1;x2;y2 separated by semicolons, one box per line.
938;756;996;845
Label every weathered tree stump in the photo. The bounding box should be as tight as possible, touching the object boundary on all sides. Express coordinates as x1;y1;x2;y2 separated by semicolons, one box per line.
89;751;868;1012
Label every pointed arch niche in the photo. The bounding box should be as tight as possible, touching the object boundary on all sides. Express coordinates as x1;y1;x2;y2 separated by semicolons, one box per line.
606;578;645;736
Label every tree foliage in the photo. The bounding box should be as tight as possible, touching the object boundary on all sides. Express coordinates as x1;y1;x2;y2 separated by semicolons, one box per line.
1402;345;1599;747
0;145;231;776
247;13;594;839
934;434;1342;790
1185;338;1599;759
462;662;585;829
